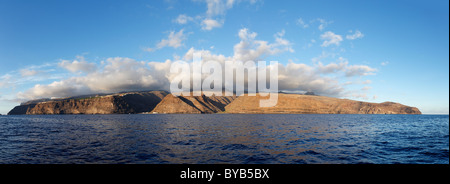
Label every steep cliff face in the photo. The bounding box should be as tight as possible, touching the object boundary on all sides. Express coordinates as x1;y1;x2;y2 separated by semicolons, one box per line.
8;91;169;115
151;93;237;114
224;93;421;114
8;104;37;115
8;91;421;115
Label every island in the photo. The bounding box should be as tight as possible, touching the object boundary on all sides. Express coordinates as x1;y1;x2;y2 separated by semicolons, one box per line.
7;90;421;115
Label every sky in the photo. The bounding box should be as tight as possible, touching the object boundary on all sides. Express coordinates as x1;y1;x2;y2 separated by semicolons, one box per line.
0;0;448;114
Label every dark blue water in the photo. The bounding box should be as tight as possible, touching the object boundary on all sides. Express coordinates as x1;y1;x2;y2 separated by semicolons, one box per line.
0;114;448;164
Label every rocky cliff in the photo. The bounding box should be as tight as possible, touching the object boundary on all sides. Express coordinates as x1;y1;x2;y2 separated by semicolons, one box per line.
8;91;421;115
150;93;237;114
8;91;169;115
224;93;421;114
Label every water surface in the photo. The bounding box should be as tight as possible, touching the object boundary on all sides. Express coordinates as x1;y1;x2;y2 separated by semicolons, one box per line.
0;114;448;164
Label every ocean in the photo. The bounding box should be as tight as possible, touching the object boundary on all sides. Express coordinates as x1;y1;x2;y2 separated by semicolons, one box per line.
0;114;448;164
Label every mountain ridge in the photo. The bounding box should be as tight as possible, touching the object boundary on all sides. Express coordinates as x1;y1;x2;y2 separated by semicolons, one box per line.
8;91;421;115
225;93;421;114
8;91;169;115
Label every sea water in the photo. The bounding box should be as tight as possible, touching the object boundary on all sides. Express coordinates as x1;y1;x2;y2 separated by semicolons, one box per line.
0;114;448;164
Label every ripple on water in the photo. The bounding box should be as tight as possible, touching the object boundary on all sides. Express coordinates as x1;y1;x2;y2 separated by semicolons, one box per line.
221;144;253;151
0;114;448;164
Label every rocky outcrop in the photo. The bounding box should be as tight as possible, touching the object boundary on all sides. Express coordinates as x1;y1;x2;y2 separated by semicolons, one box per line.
8;104;37;115
224;93;421;114
8;91;169;115
150;93;237;114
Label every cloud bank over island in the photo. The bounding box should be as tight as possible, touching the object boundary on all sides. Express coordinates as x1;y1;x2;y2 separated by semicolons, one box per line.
14;27;376;101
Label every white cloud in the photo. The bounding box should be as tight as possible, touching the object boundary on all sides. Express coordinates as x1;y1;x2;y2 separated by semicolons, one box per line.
147;29;188;51
232;28;293;62
273;30;294;53
381;61;389;66
175;0;258;30
157;29;187;49
346;30;364;40
201;18;223;30
296;18;332;31
238;28;257;40
320;31;343;47
317;61;348;74
278;62;345;97
174;14;194;24
345;65;377;77
311;53;377;79
58;56;96;73
361;86;372;91
18;57;169;100
205;0;231;16
317;18;332;31
204;0;257;16
315;57;377;79
17;28;375;101
19;69;40;77
18;28;296;100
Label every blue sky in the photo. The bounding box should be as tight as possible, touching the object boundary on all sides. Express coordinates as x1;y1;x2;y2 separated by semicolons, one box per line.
0;0;448;114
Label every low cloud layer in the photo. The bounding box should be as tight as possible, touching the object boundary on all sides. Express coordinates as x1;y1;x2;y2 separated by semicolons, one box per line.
18;57;168;100
14;28;376;101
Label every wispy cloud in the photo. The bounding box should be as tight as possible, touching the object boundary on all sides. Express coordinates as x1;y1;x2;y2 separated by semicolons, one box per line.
58;55;96;73
296;18;332;31
174;0;259;31
174;14;194;24
297;18;309;28
232;28;294;62
317;60;348;74
201;18;223;30
320;31;343;47
345;65;377;77
147;29;188;51
204;0;235;16
0;74;12;88
317;18;332;31
19;69;40;77
346;30;364;40
361;86;372;91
